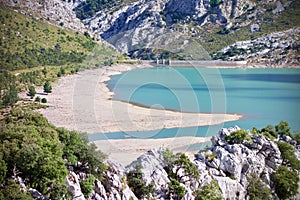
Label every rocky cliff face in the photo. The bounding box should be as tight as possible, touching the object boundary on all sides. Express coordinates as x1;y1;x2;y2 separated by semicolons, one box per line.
2;0;86;33
80;0;281;54
163;0;254;26
66;126;300;200
214;28;300;66
85;0;168;53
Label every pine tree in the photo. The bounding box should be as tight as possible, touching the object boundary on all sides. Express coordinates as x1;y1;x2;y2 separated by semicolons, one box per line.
43;81;52;93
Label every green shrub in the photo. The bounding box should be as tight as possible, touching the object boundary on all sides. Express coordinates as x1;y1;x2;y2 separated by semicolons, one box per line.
0;153;7;185
127;164;155;199
0;180;33;200
260;125;277;138
275;121;292;137
35;96;41;102
195;180;222;200
210;0;222;7
43;80;52;93
277;142;300;169
2;84;18;106
56;128;107;179
205;153;217;162
41;98;47;103
163;149;199;182
104;59;114;66
225;129;251;144
292;131;300;143
28;85;36;98
168;179;185;199
272;165;299;199
247;174;271;200
163;148;176;166
0;109;68;198
80;174;95;197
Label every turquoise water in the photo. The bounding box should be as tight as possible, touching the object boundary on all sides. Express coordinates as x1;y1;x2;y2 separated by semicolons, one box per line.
89;67;300;141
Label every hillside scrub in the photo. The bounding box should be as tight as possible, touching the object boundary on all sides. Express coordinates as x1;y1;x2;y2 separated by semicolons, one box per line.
277;141;300;170
247;174;271;200
272;165;299;199
195;180;222;200
0;107;107;198
224;129;251;144
127;164;155;199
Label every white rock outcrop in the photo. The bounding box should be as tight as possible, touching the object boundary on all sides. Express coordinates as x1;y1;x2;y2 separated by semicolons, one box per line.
65;126;299;200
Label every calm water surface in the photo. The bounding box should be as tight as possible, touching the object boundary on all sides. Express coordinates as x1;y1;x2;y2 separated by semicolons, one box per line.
89;68;300;141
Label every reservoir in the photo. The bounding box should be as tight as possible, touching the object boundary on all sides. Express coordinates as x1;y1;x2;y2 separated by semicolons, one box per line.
89;67;300;141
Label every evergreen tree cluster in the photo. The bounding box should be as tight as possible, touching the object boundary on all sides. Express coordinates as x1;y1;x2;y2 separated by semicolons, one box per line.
0;108;107;198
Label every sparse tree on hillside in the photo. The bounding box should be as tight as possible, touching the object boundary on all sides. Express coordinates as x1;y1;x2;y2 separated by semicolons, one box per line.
273;165;299;199
195;180;222;200
28;85;36;99
247;174;271;200
3;85;18;106
43;81;52;93
276;120;291;137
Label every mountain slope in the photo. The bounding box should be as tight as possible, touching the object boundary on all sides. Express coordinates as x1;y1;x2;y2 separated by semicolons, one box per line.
0;5;119;71
75;0;300;64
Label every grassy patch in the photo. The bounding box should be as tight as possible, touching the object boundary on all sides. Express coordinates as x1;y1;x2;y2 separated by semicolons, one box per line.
0;6;119;71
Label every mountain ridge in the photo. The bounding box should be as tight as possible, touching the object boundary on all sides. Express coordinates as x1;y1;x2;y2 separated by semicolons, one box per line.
76;0;299;64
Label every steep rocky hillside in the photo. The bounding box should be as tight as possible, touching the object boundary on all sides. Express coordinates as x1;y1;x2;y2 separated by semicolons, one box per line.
65;125;300;200
0;2;119;72
3;0;299;64
74;0;299;64
2;0;86;34
214;28;300;66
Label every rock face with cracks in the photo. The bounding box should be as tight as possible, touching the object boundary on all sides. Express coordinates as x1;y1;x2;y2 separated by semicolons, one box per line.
65;126;299;200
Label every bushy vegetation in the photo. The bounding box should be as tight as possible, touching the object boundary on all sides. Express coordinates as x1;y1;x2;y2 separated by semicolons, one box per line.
256;121;293;140
74;0;111;20
0;8;93;70
80;174;96;197
275;120;292;137
293;131;300;144
0;71;18;107
204;153;218;162
168;179;185;199
195;180;222;200
247;174;271;200
41;98;47;103
56;128;107;179
0;107;107;198
74;0;138;20
272;165;299;199
259;124;277;140
43;80;52;93
1;47;86;70
0;6;119;108
28;85;36;99
163;149;200;199
225;129;251;144
0;179;34;200
277;141;300;170
34;96;41;102
127;164;155;199
210;0;222;7
0;108;68;198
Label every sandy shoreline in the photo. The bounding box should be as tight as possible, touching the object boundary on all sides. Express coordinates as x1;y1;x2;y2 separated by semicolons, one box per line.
39;64;241;133
38;63;242;164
